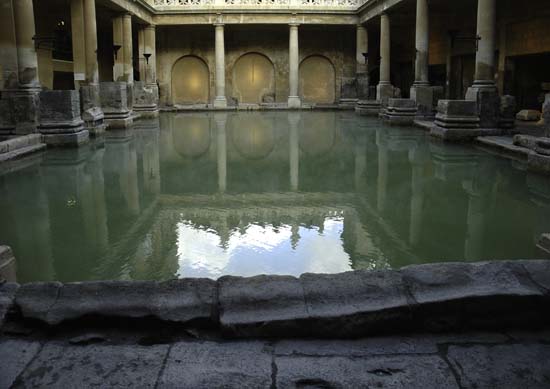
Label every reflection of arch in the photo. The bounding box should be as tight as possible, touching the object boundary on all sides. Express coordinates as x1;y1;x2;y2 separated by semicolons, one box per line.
299;55;336;104
230;114;275;160
233;53;275;104
172;115;211;158
172;56;210;105
299;112;336;155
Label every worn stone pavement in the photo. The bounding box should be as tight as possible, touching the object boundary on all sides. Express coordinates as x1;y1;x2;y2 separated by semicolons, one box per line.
1;330;550;388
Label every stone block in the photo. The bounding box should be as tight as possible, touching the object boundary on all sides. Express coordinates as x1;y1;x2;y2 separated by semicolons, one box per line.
276;354;459;389
466;85;500;128
355;100;381;116
513;134;539;149
516;109;541;122
16;343;168;388
434;100;479;128
218;274;308;337
99;82;133;129
16;279;216;325
401;261;548;329
13;91;40;134
521;259;550;292
0;245;16;282
528;152;550;174
537;234;550;257
376;83;395;107
38;90;89;147
356;73;369;99
410;85;435;118
0;281;19;327
385;98;417;125
543;93;550;137
159;341;272;388
446;344;550;389
499;95;516;129
0;94;15;134
300;270;411;337
340;76;358;99
79;84;105;134
133;81;159;118
0;339;41;388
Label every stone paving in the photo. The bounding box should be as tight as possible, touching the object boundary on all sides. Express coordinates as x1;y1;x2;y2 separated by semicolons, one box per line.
1;260;550;388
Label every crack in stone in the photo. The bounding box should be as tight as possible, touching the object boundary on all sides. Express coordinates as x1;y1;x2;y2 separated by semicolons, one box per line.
153;343;172;389
520;264;550;295
437;344;466;389
11;341;45;388
270;342;278;389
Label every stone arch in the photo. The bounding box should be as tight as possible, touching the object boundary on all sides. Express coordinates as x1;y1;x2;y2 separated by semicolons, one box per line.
232;53;276;104
171;56;210;105
299;55;336;104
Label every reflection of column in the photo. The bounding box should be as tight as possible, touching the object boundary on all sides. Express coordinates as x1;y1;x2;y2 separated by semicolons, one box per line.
213;23;227;108
288;113;300;191
409;145;427;246
354;134;367;192
142;128;161;195
90;149;109;251
376;130;388;213
70;0;86;88
127;141;140;215
463;185;487;260
215;113;227;193
288;23;301;108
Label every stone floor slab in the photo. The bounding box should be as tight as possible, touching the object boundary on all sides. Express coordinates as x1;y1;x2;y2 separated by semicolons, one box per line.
0;339;41;388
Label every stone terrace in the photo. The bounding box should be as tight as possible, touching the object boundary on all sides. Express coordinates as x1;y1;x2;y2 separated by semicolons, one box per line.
1;260;550;387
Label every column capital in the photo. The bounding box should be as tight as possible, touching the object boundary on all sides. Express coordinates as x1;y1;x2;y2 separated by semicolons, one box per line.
214;23;224;27
144;24;156;31
289;22;300;27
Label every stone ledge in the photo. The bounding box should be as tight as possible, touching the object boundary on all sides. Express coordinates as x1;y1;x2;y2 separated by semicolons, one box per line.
3;260;550;337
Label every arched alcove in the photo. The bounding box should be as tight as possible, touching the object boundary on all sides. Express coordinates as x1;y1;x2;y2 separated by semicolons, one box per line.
172;56;210;105
299;55;336;104
233;53;275;104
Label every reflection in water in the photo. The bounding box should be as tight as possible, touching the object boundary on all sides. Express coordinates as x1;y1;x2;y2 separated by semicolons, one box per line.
1;111;550;283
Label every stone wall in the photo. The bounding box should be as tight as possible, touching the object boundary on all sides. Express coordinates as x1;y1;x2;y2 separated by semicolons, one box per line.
156;25;356;106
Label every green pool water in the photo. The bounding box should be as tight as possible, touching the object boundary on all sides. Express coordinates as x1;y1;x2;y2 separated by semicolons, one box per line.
1;111;549;283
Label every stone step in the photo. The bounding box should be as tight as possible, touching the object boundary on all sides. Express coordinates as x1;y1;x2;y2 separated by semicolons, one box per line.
0;135;46;163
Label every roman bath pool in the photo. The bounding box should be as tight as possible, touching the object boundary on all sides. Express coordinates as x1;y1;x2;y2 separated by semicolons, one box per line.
1;111;549;283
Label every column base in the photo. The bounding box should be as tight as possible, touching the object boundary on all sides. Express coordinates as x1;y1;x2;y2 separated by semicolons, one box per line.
410;84;436;119
42;130;90;147
466;83;499;128
356;73;370;100
287;96;301;109
376;83;396;108
80;84;106;136
14;90;41;135
213;97;228;109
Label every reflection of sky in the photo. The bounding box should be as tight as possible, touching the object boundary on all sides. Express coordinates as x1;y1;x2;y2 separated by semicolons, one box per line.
176;217;352;279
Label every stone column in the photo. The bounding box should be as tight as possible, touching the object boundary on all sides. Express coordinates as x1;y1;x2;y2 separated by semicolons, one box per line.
465;0;499;128
12;0;40;134
289;113;300;191
356;25;369;100
122;14;133;85
84;0;99;85
445;32;453;99
213;23;227;108
112;16;124;81
288;23;301;109
70;0;86;88
0;0;19;91
377;14;394;107
410;0;435;118
144;25;157;85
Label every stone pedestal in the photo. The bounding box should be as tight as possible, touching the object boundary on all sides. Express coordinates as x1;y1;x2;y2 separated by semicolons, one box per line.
0;93;15;134
385;98;417;125
410;85;435;119
100;82;133;129
356;73;369;100
498;95;516;131
39;90;89;147
466;85;500;128
133;81;159;118
80;84;105;136
431;100;489;142
355;100;381;116
13;91;40;135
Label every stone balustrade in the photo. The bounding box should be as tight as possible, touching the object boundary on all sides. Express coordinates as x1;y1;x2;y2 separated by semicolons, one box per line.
152;0;368;9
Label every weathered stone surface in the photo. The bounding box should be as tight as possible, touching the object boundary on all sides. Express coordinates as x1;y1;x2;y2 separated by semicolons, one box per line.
401;261;547;328
521;259;550;292
431;126;499;142
100;82;133;129
499;95;516;129
0;281;19;327
276;354;459;388
516;109;542;122
528;152;550;174
0;95;15;133
159;341;272;388
79;84;105;131
218;275;308;337
447;344;550;389
434;100;480;128
16;279;216;325
513;134;539;149
16;343;168;388
0;339;41;388
356;99;381;116
133;81;159;118
466;86;500;128
410;85;435;118
376;83;396;107
13;92;40;134
300;270;410;337
538;234;550;256
38;90;83;131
